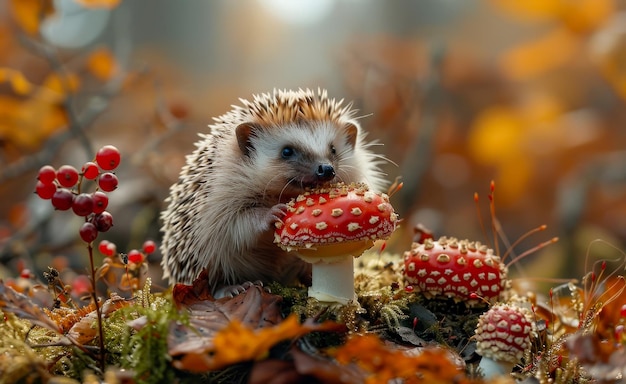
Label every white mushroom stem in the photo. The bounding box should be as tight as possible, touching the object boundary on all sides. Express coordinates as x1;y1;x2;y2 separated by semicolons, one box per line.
477;357;515;379
308;256;356;304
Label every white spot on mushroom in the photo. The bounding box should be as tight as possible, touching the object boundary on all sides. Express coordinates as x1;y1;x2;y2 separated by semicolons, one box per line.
289;223;298;230
296;206;305;214
369;216;380;225
306;198;315;206
331;208;343;217
350;207;362;216
315;222;328;230
311;209;323;217
347;222;361;232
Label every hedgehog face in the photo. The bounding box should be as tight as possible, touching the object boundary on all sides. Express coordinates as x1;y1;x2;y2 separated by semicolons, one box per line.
236;120;362;198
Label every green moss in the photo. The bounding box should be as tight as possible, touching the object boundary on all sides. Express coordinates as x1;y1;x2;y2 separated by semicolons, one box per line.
106;286;185;383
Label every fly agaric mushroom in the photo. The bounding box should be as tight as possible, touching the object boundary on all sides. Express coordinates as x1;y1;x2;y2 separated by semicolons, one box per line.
274;182;397;304
403;236;509;304
474;298;537;378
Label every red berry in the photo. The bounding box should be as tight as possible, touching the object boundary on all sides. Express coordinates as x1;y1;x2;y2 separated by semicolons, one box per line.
37;165;57;184
98;240;111;254
620;304;626;318
71;274;92;296
56;165;79;188
92;191;109;214
142;240;156;254
72;193;94;216
93;211;113;232
51;189;74;210
36;180;57;199
127;249;144;264
98;173;118;192
98;240;117;257
96;145;121;171
81;162;100;180
79;222;98;243
20;268;33;279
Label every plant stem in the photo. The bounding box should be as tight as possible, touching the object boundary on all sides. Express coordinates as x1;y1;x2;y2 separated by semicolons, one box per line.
88;243;106;373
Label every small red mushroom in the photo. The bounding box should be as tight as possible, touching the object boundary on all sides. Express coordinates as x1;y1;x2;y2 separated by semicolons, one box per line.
275;182;398;303
474;299;537;377
403;236;508;304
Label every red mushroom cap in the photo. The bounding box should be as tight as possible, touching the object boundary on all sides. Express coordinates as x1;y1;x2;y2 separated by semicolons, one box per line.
475;300;537;363
403;236;508;303
274;183;398;263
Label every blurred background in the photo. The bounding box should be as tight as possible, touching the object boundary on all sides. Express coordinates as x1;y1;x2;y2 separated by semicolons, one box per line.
1;0;626;293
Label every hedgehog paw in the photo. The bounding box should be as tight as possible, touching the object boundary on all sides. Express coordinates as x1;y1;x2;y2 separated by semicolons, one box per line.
268;203;289;223
214;280;266;299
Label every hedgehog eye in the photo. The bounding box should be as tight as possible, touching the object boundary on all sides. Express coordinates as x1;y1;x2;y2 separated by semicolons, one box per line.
330;144;337;155
281;146;295;159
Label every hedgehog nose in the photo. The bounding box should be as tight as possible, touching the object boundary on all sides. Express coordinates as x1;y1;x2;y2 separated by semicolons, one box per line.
316;164;335;181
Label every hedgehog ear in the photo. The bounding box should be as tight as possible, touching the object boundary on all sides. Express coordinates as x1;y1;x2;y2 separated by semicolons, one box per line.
235;123;259;157
344;123;359;149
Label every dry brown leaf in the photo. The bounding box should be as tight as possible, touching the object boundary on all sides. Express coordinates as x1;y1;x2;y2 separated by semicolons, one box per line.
0;281;61;333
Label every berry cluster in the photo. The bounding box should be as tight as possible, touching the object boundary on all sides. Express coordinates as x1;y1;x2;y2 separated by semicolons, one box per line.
35;145;121;243
97;239;156;292
98;239;156;264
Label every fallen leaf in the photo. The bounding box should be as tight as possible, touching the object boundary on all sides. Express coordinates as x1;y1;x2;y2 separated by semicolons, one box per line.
500;27;578;81
171;269;215;308
74;0;122;9
0;281;61;333
331;334;468;384
172;315;344;372
9;0;54;35
87;47;120;81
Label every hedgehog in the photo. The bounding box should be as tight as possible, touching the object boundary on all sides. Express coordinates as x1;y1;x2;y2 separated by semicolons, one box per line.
160;88;388;296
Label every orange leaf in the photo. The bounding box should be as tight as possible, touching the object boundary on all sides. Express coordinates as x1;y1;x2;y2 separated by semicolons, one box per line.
42;73;80;97
87;47;119;81
331;334;467;384
74;0;122;9
9;0;54;35
490;0;561;21
468;106;524;164
0;95;68;149
174;315;344;372
560;0;615;33
0;68;34;95
500;27;578;80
